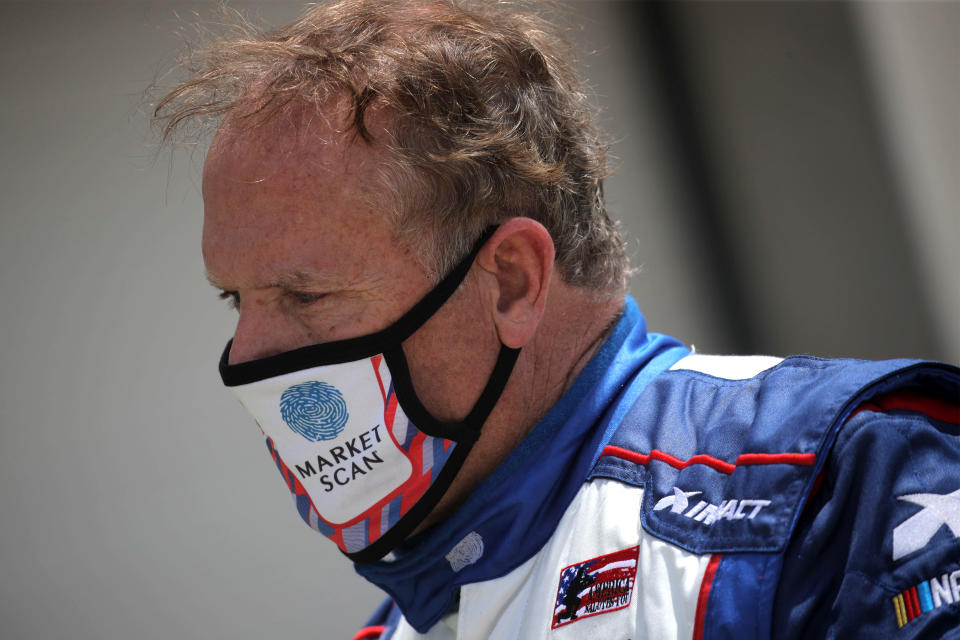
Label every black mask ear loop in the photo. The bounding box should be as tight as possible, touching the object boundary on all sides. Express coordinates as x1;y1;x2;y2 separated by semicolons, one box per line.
383;341;520;443
351;344;519;563
348;227;523;563
464;344;521;430
380;224;522;443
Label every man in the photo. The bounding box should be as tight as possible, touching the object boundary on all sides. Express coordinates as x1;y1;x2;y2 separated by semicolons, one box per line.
156;1;960;638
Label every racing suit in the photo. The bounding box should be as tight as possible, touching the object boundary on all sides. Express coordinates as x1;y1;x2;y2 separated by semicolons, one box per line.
352;298;960;639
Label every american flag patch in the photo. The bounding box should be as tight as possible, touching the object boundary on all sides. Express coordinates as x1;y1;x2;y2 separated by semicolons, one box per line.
552;545;639;629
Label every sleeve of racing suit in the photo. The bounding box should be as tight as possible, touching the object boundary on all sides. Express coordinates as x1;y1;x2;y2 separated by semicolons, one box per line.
773;394;960;638
353;597;400;640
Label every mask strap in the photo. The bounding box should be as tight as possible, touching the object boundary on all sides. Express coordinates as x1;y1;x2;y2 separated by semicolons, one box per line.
383;226;498;345
382;342;520;444
353;342;521;563
464;344;522;431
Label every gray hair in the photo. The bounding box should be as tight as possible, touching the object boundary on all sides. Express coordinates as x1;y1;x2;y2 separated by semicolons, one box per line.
155;0;629;293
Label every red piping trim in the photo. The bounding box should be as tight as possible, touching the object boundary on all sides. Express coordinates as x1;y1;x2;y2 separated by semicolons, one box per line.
849;391;959;424
693;554;722;640
352;625;387;640
735;452;817;466
807;469;826;504
600;445;816;476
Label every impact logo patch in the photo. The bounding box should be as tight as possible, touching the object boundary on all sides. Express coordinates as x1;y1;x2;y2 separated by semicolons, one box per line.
891;568;960;629
892;488;960;561
279;381;349;442
552;546;638;629
653;486;771;526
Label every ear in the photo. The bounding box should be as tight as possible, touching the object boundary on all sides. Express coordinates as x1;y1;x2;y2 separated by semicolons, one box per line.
476;217;555;349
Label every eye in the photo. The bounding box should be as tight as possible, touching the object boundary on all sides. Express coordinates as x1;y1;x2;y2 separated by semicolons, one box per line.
285;290;326;306
218;290;240;309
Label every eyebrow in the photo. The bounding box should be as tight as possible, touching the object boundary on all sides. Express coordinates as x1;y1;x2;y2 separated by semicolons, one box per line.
204;270;333;290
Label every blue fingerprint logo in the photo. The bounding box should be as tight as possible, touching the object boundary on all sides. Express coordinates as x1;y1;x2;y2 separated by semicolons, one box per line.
279;381;349;442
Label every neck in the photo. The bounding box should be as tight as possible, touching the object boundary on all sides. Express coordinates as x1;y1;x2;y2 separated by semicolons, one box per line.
530;286;625;414
420;283;624;529
515;285;625;428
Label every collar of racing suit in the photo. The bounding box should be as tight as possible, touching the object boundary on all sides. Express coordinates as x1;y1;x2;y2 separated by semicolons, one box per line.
353;296;690;632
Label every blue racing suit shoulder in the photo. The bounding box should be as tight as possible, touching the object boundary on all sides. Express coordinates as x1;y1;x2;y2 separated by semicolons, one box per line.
774;380;960;638
590;355;959;638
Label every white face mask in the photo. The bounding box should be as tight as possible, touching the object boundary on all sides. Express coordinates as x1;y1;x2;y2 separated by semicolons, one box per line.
218;229;520;563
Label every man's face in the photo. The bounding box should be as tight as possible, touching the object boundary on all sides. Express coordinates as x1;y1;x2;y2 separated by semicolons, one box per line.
201;110;501;425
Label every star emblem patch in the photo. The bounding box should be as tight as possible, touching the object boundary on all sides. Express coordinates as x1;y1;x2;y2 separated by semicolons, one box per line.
892;488;960;561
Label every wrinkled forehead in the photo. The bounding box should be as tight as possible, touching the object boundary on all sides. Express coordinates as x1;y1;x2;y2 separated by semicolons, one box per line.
199;99;419;282
207;111;337;181
203;96;395;184
203;108;389;234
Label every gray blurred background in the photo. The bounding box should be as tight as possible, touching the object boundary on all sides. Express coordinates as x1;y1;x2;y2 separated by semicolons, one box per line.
1;1;956;638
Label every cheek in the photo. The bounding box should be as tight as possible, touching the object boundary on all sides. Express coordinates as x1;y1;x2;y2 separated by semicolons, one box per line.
229;303;317;364
402;294;499;423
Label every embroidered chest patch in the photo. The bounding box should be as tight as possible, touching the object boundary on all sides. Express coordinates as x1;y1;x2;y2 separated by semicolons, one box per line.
552;545;639;629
